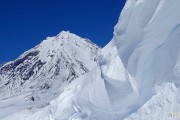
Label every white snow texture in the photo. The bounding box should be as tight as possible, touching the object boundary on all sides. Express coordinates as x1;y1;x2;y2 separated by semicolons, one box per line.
1;0;180;120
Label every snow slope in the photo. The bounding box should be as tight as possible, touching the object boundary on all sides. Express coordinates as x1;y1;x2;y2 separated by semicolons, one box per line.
0;31;100;119
2;0;180;119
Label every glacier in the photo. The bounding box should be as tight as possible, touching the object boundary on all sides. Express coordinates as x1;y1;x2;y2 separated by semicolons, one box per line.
2;0;180;119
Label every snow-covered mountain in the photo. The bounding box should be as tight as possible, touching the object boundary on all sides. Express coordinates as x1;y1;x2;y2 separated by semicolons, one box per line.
2;0;180;119
0;31;100;118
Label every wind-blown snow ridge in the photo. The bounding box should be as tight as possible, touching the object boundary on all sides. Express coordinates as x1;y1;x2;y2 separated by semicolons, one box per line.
2;0;180;119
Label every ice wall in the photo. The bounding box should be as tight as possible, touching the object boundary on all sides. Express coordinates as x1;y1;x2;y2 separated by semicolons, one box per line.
113;0;180;104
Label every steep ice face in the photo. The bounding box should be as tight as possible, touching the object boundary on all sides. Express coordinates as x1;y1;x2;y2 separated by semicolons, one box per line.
98;0;180;118
113;0;180;106
0;31;100;118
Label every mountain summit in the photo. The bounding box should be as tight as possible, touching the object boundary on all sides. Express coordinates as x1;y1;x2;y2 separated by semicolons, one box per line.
0;31;100;118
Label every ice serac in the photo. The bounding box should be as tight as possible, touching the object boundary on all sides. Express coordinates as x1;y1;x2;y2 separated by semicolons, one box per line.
34;0;180;119
107;0;180;118
113;0;180;113
0;31;100;118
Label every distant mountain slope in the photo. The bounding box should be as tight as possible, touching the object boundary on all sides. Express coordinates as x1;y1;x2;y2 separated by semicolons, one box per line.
0;31;100;116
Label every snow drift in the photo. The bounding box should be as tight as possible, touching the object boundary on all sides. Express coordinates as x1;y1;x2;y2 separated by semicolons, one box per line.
2;0;180;119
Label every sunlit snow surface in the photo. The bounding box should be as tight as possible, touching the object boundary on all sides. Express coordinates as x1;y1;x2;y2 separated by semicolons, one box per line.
2;0;180;119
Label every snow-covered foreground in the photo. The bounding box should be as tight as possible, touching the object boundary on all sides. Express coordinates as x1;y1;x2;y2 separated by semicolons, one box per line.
1;0;180;119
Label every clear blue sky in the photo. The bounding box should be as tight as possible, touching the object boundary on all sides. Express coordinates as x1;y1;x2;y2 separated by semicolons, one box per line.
0;0;126;63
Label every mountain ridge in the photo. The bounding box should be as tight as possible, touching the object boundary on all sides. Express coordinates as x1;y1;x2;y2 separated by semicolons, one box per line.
0;31;100;118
